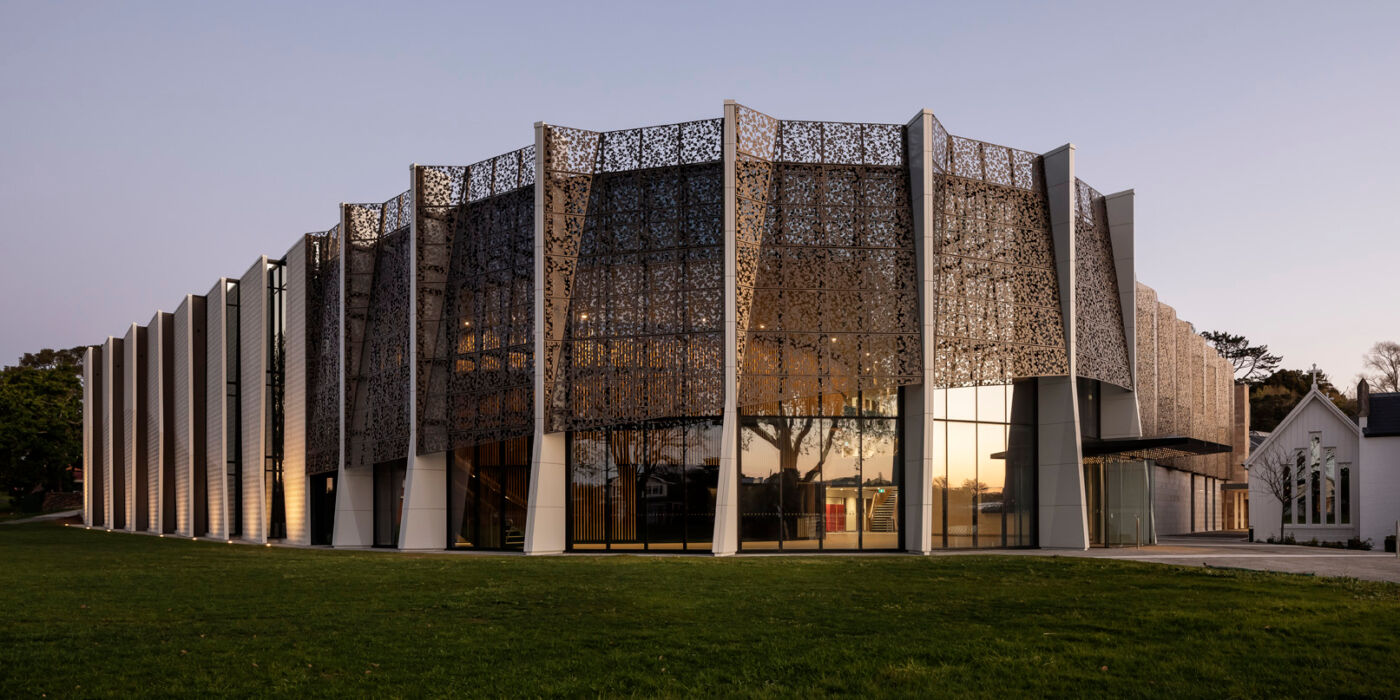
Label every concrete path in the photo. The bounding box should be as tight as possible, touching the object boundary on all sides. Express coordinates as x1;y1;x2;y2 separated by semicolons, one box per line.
1056;534;1400;583
1;509;81;525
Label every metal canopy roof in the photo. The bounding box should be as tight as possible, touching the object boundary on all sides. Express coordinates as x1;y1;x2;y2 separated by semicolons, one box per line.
1081;436;1232;465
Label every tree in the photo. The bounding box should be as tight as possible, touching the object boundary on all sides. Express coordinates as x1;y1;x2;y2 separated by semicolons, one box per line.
1201;331;1282;384
1360;341;1400;393
0;346;87;510
1249;368;1356;432
1248;448;1293;543
18;347;87;373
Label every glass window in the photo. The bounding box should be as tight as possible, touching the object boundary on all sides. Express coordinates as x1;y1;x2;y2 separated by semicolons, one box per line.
1293;449;1307;525
976;384;1007;424
1340;463;1351;524
930;419;946;548
930;378;1037;549
1077;377;1099;441
946;421;976;548
569;419;719;551
861;420;899;550
451;438;530;550
976;423;1007;547
373;460;406;548
1284;450;1297;524
738;391;902;551
1309;434;1321;525
1325;448;1336;525
947;387;977;422
739;421;783;550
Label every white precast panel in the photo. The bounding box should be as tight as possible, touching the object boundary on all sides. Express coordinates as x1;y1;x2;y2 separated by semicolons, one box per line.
282;239;309;544
240;258;268;542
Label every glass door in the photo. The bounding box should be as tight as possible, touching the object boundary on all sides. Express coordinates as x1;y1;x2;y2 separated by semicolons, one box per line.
1084;462;1104;546
373;460;406;548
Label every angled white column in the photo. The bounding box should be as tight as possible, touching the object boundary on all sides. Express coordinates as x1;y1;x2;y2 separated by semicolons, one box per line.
239;258;269;542
172;298;192;535
149;311;173;533
712;100;741;556
1038;144;1088;550
172;294;207;537
206;280;230;540
526;124;566;555
400;164;448;551
332;205;374;547
123;323;143;532
282;238;310;544
82;345;99;527
1100;189;1141;439
103;336;124;530
902;109;938;554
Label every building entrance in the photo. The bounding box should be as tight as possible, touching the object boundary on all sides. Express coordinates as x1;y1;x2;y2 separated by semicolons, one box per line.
1083;460;1153;547
449;438;530;550
309;472;335;545
373;460;406;548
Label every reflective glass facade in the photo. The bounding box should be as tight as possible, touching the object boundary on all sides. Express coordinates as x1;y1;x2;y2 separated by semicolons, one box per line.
79;105;1243;552
450;438;530;550
930;380;1036;548
568;420;719;551
739;390;900;551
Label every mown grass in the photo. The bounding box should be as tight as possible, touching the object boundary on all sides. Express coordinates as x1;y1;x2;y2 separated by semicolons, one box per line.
3;523;1399;698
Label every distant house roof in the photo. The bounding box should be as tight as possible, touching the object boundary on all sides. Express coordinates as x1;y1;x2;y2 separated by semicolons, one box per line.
1249;430;1271;451
1366;392;1400;437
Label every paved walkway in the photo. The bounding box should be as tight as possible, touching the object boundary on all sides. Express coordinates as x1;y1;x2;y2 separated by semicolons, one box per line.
1;509;81;525
1051;533;1400;583
27;520;1400;582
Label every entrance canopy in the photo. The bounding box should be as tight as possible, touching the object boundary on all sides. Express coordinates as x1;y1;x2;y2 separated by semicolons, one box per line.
1081;436;1231;465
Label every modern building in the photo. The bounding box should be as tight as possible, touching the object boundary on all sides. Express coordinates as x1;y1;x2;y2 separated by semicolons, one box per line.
1247;379;1400;548
81;101;1242;553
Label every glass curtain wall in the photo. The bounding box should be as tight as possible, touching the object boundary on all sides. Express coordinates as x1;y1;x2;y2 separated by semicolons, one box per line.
265;261;287;539
569;419;719;551
309;473;335;545
1084;459;1153;546
449;437;530;550
372;459;406;547
225;280;242;537
738;389;900;551
929;380;1036;549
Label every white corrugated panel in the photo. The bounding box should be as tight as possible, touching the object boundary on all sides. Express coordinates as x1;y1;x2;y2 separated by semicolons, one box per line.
240;259;266;542
173;297;192;536
282;240;308;544
206;282;226;538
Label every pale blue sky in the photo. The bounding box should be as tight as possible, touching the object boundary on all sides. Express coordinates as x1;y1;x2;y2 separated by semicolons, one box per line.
1;0;1396;385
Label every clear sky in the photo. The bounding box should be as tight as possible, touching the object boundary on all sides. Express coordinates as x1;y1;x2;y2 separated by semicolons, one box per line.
1;0;1396;386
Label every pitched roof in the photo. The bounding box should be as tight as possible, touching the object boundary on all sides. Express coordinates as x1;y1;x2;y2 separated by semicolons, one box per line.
1366;392;1400;437
1245;388;1360;466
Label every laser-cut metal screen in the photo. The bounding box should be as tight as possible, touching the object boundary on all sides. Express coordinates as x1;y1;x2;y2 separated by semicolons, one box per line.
304;228;340;476
416;148;537;454
935;136;1067;387
543;120;725;432
1074;179;1132;389
734;105;920;410
345;192;412;469
1135;281;1236;478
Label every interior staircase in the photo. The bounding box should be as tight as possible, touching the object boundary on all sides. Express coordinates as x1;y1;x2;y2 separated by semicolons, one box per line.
869;493;898;532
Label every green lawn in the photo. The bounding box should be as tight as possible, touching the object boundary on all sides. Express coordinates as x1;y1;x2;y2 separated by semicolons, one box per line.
3;524;1398;697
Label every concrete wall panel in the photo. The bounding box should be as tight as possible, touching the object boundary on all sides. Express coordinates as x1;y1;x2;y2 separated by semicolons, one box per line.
240;259;268;542
206;281;228;539
283;239;309;544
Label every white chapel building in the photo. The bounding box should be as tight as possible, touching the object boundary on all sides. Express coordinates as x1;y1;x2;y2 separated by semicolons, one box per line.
1248;378;1400;549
